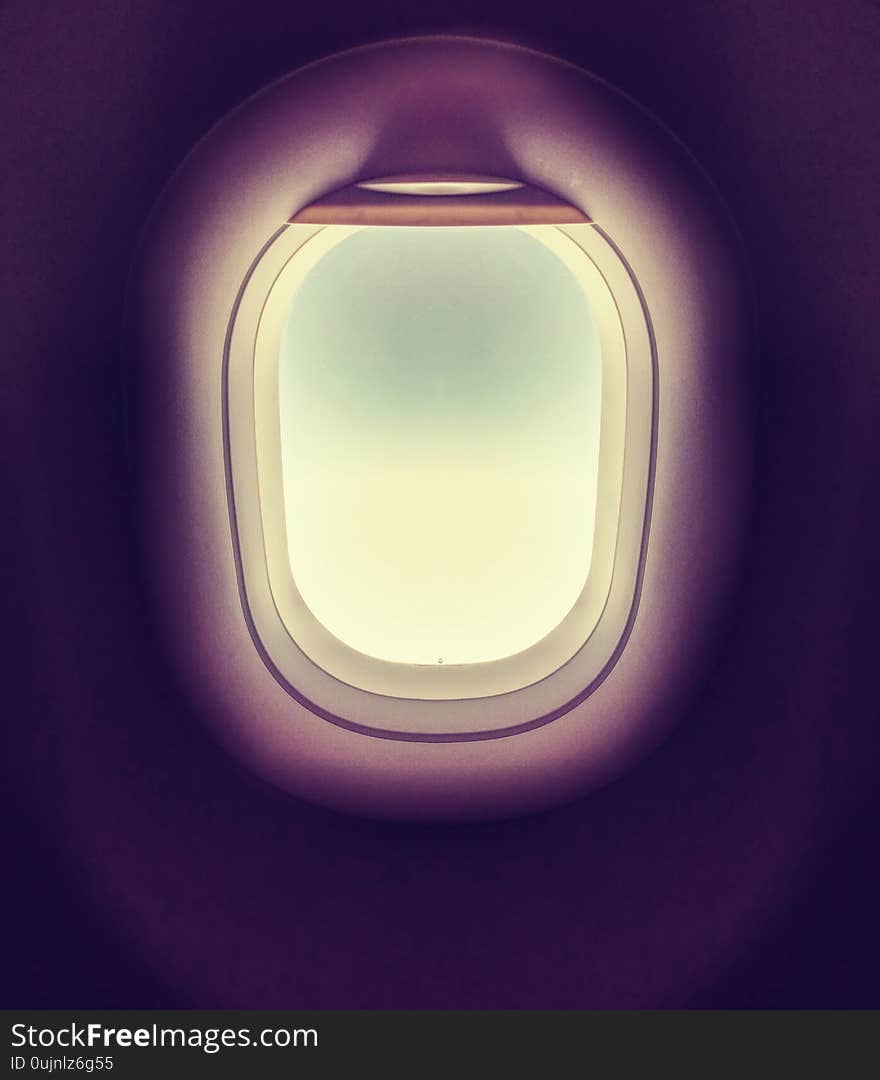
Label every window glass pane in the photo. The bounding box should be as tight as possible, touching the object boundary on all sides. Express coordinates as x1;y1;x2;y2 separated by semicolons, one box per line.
278;226;601;665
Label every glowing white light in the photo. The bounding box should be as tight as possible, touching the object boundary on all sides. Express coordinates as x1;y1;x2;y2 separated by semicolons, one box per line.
278;226;602;666
357;178;523;197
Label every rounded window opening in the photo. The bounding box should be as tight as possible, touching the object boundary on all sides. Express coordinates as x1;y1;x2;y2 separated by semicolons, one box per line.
228;178;652;727
278;226;602;667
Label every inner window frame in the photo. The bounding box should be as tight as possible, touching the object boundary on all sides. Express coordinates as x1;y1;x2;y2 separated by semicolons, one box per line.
254;223;624;698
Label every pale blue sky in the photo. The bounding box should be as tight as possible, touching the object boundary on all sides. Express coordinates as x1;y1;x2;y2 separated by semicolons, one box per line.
278;226;602;665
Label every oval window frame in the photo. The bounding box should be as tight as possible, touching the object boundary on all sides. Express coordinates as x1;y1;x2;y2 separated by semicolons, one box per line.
224;201;657;739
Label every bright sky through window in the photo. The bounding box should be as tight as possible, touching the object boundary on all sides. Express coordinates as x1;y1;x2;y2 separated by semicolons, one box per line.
278;226;602;665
